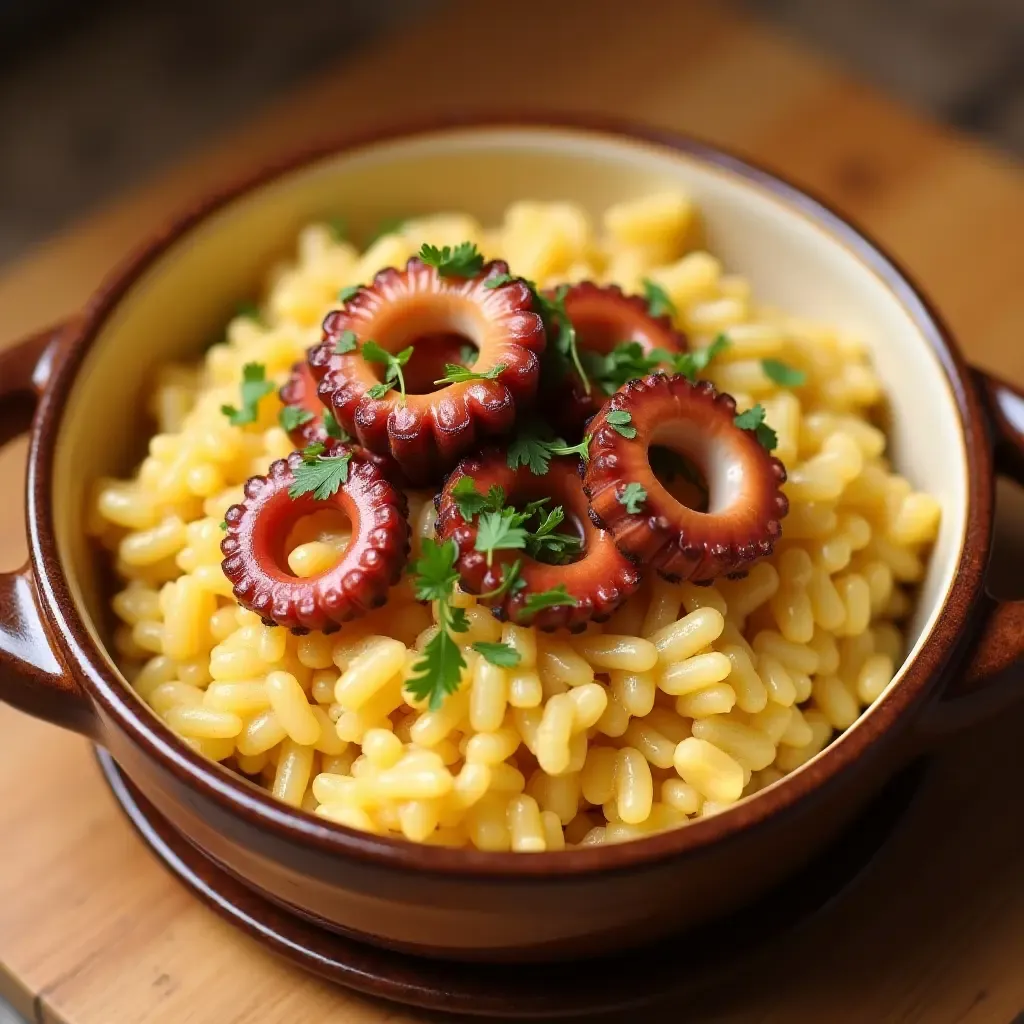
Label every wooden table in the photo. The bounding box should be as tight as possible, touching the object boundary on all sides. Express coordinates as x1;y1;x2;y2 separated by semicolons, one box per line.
1;1;1023;1021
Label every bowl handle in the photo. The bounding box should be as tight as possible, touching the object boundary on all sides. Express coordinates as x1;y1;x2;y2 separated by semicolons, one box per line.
0;325;99;738
919;367;1024;736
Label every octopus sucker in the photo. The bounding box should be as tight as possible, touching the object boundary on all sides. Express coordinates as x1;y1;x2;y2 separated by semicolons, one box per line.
435;451;641;631
543;281;688;436
583;373;788;583
221;441;410;633
279;360;331;447
308;257;546;485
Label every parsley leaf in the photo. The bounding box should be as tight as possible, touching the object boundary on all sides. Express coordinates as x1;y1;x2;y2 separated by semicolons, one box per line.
734;404;778;451
221;362;274;426
279;406;314;432
338;285;362;303
507;425;591;474
545;284;590;395
619;482;647;514
322;409;348;441
525;506;581;563
327;216;347;241
761;358;807;387
219;520;228;532
520;584;579;619
362;340;413;402
642;278;677;319
235;301;263;323
476;509;530;564
654;333;731;382
434;362;506;385
451;477;505;520
484;272;515;289
418;241;484;278
478;559;526;600
472;641;521;668
405;538;469;710
581;341;663;395
288;447;353;500
367;215;407;244
334;330;359;354
606;409;637;439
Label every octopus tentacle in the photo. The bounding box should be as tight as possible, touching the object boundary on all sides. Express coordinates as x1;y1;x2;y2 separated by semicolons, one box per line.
279;360;330;447
436;451;641;632
583;373;788;582
221;441;410;632
309;257;546;485
544;281;688;436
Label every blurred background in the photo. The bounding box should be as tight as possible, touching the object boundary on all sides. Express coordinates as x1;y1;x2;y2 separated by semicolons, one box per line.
0;0;1021;269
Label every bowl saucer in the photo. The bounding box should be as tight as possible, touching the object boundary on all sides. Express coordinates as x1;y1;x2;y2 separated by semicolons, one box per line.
97;750;927;1020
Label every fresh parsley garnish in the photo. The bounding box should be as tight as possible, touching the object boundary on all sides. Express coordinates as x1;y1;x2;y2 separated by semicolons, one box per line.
235;301;263;323
642;278;677;319
520;584;579;619
288;445;353;500
279;406;314;432
418;241;485;278
580;341;663;395
734;404;778;451
322;409;349;441
525;506;581;563
478;559;527;600
619;482;648;514
484;272;515;289
761;358;807;387
338;285;362;303
434;363;506;385
472;642;521;668
476;509;530;565
405;538;469;710
362;340;413;402
606;409;637;439
327;216;347;241
451;477;506;520
367;215;407;244
653;333;731;382
542;284;590;395
507;426;591;475
473;500;580;567
334;329;359;354
219;520;228;532
221;362;274;426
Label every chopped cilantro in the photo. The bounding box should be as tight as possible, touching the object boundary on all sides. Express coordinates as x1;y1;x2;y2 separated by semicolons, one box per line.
606;409;637;439
472;641;521;668
334;329;359;354
221;362;274;427
219;520;228;532
338;285;362;303
321;409;348;441
362;340;413;402
734;404;778;451
619;482;648;514
642;278;677;319
544;284;590;395
405;538;469;710
451;477;506;520
279;406;314;432
484;272;515;289
761;358;807;387
476;509;530;565
581;341;663;395
507;425;591;475
434;362;506;385
653;333;731;382
418;241;484;278
519;584;579;620
287;446;353;501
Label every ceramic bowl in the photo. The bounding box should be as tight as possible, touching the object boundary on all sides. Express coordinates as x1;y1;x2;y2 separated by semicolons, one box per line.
1;119;1022;962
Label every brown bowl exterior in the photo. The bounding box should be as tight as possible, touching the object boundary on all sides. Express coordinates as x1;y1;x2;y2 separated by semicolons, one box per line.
2;118;1024;962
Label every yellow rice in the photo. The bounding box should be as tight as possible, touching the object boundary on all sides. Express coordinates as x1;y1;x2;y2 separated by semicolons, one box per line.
91;193;941;851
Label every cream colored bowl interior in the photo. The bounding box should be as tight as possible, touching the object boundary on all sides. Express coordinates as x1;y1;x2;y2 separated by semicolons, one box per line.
53;125;967;719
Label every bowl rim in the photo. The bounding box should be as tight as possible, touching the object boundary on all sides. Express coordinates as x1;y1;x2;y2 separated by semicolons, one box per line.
28;114;993;879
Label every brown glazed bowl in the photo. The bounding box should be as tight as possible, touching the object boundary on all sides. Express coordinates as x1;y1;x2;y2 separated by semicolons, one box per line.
1;119;1023;963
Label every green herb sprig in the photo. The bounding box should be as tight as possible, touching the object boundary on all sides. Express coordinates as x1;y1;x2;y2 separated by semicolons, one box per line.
221;363;274;427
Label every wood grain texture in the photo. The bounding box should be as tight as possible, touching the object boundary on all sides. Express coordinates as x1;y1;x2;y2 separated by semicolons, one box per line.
0;0;1022;1021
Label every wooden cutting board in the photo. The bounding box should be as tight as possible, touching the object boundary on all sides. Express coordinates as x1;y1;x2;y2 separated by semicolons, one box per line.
1;1;1023;1021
